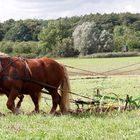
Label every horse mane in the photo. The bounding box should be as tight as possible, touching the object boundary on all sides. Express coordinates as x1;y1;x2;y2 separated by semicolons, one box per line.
0;52;9;71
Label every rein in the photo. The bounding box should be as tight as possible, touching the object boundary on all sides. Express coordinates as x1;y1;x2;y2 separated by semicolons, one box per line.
24;78;93;100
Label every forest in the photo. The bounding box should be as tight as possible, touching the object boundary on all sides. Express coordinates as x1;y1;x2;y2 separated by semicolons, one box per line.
0;12;140;57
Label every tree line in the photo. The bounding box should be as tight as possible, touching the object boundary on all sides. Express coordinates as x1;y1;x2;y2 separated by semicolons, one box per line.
0;12;140;57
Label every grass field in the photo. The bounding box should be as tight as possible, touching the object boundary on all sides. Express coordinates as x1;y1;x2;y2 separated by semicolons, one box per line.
0;56;140;140
58;56;140;73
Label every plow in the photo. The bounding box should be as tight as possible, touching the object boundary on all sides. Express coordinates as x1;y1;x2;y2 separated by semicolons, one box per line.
73;92;140;113
67;63;140;114
40;61;140;115
42;88;140;115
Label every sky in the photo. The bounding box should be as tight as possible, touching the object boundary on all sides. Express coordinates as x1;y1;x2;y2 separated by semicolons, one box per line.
0;0;140;22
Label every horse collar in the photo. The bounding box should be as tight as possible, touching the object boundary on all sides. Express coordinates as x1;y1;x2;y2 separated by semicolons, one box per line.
0;57;18;74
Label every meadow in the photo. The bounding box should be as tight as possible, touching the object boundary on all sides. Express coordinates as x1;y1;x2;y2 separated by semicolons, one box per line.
0;56;140;140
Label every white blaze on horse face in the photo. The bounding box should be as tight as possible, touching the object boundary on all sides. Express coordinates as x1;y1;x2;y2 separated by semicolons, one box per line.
0;61;2;72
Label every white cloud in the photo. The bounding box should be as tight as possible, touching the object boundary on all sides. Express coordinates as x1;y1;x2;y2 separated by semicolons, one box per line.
0;0;140;22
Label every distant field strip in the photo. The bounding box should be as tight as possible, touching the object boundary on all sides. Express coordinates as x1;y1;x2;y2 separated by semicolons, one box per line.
58;57;140;76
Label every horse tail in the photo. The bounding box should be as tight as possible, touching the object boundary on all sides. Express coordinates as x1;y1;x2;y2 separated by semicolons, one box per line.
60;66;70;113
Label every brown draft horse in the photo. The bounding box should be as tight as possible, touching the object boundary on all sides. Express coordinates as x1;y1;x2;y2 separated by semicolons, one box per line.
0;56;70;114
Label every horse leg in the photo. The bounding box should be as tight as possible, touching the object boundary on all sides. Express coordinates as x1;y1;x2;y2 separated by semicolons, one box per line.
6;88;19;114
50;90;61;114
30;92;41;113
16;94;24;109
6;93;24;110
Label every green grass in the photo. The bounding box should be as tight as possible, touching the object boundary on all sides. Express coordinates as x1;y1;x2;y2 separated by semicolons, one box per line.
0;56;140;140
1;112;140;140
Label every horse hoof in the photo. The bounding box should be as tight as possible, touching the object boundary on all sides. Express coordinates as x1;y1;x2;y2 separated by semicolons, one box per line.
29;110;40;115
49;110;56;115
0;112;5;117
14;108;23;115
49;110;63;116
